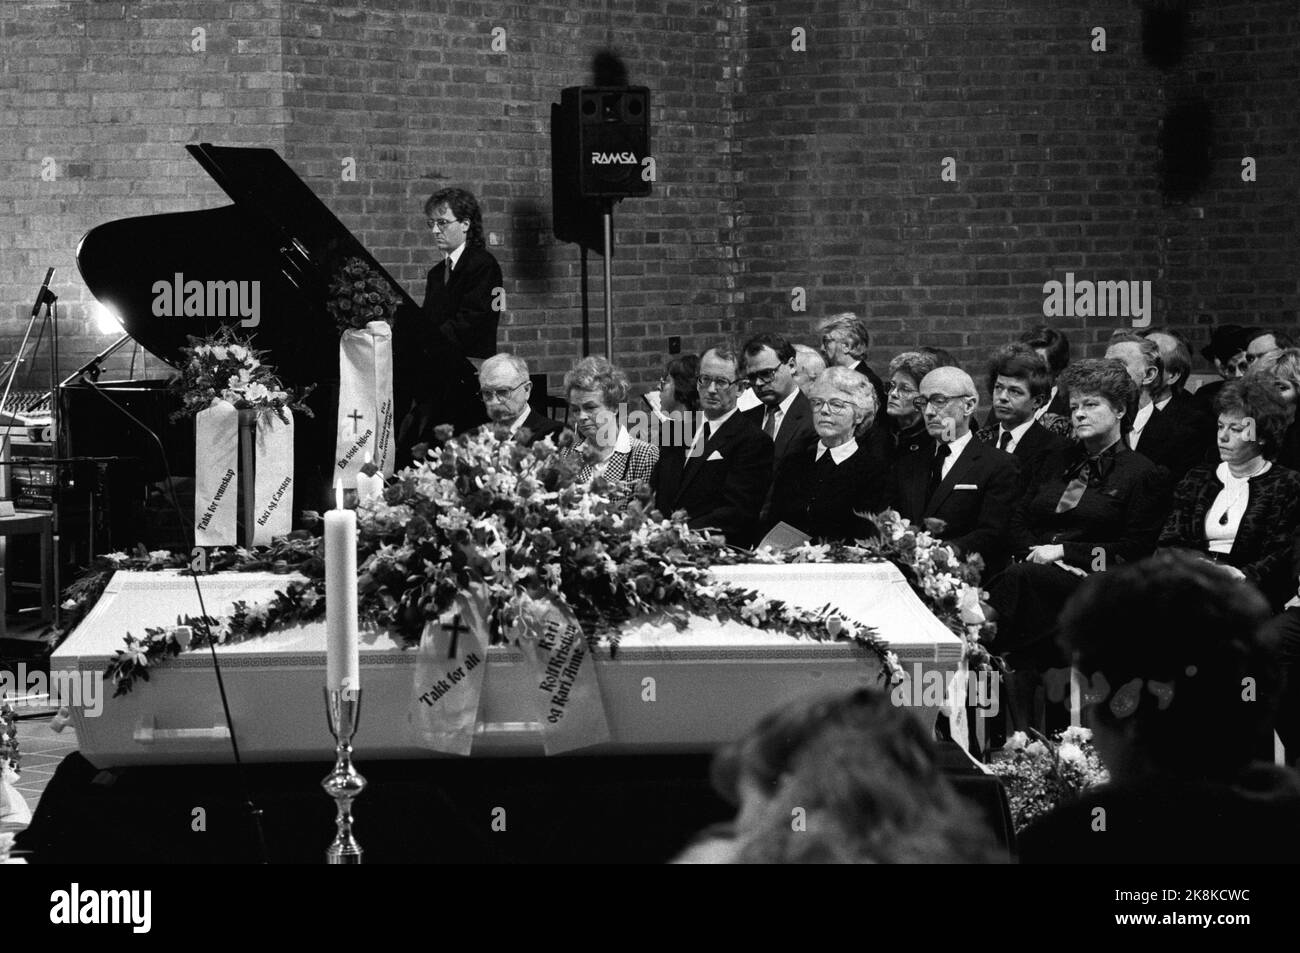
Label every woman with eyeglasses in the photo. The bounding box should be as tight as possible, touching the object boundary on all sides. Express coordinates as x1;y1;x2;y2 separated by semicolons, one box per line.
885;351;944;456
559;356;659;508
765;367;892;543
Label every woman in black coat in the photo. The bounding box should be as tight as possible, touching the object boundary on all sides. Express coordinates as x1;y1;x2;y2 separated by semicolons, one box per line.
987;359;1168;680
1158;378;1300;610
767;366;892;544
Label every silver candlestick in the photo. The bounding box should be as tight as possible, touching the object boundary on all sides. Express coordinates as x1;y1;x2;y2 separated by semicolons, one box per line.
323;687;366;864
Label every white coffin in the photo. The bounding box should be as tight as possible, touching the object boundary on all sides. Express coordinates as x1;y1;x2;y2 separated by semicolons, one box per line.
51;562;963;766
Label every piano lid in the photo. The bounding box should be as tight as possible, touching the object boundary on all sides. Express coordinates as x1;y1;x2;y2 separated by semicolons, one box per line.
74;144;418;391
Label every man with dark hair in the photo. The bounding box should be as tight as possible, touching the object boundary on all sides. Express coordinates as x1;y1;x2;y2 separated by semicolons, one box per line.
652;345;773;547
1018;551;1300;863
1246;327;1297;367
1107;330;1204;485
1019;326;1071;419
741;334;816;520
977;344;1069;494
394;187;504;457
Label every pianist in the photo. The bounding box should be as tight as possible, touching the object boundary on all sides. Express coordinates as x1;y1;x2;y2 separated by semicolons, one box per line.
394;187;504;456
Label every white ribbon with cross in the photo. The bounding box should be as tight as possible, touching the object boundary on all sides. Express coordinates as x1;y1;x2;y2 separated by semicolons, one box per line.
335;321;395;487
408;586;491;756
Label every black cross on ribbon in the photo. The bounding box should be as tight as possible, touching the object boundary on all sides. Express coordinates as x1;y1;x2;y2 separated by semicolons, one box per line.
348;409;363;433
443;613;471;659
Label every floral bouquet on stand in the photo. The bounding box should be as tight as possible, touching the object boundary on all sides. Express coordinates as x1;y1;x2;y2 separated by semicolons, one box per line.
171;326;315;547
326;256;402;332
328;256;400;480
987;726;1110;833
169;325;314;425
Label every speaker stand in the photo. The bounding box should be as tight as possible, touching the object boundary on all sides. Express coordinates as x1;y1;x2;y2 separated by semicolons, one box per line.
601;199;614;362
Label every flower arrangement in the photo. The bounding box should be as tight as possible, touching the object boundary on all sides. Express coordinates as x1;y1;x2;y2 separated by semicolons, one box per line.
96;426;903;696
987;727;1110;832
735;509;1000;673
169;326;314;423
327;256;402;331
1;696;18;778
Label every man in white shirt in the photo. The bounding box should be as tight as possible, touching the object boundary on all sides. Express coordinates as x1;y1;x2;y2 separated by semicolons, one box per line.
979;344;1070;493
651;345;774;547
1108;331;1203;483
891;367;1020;575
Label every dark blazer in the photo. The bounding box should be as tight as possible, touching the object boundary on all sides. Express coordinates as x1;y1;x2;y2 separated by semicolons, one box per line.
1158;462;1300;609
652;410;774;547
892;418;933;457
1011;441;1167;571
848;360;888;418
743;390;817;523
417;245;503;361
742;390;817;472
1130;394;1213;487
977;420;1071;498
392;246;503;458
893;434;1021;572
769;428;893;543
513;409;565;447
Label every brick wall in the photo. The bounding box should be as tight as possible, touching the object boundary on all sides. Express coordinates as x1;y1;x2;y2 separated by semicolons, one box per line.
2;0;1295;402
734;0;1298;381
0;0;289;382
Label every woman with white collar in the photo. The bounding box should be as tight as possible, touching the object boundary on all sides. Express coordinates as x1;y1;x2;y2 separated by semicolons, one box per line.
559;356;659;508
1158;378;1300;610
765;366;891;543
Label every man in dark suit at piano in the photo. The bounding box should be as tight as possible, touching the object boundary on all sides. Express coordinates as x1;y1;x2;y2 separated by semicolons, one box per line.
394;187;504;458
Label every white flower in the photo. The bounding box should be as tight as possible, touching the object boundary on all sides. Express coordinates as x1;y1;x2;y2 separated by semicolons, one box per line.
229;344;249;362
956;585;986;624
1058;742;1086;766
1060;725;1093;745
1005;730;1029;751
243;382;270;404
211;346;229;361
1025;740;1048;758
61;598;78;611
739;597;770;626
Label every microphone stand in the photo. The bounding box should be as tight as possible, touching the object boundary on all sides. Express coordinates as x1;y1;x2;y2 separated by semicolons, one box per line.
67;364;270;864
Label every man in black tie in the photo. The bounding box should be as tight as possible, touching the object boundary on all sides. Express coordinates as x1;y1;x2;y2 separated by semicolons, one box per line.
741;334;816;519
892;367;1020;575
394;188;503;459
651;345;774;547
977;344;1070;494
1106;331;1202;486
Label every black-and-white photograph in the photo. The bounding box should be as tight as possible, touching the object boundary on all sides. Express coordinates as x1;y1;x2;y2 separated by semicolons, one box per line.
1;0;1296;905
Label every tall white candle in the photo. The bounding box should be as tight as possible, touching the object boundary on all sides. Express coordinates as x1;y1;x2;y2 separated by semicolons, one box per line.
325;481;359;693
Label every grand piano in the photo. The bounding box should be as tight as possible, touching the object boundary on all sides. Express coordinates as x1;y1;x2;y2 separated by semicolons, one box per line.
72;144;482;541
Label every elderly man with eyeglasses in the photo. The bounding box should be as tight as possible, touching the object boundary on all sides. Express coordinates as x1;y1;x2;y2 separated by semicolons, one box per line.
394;187;505;461
891;366;1021;577
474;353;564;447
651;344;774;548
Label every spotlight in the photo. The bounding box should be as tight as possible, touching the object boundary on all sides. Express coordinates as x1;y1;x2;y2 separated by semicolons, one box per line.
93;301;122;334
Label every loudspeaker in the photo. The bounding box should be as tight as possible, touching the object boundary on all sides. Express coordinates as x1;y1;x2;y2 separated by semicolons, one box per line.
559;86;651;200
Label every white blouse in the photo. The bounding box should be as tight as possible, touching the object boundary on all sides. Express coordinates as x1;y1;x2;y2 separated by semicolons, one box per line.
1204;460;1270;553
